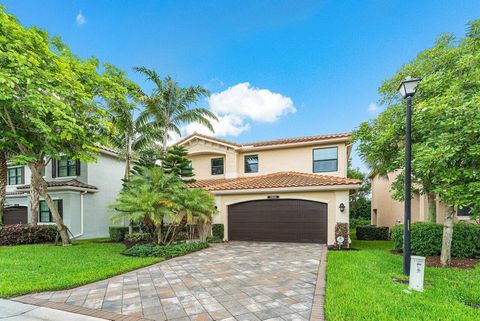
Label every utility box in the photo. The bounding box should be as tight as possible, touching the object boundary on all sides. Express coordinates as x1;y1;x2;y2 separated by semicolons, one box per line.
409;256;426;292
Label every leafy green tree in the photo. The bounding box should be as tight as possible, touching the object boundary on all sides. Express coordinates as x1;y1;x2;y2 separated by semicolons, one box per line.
110;167;183;244
354;21;480;266
347;166;371;220
0;8;109;244
134;67;217;152
161;145;195;183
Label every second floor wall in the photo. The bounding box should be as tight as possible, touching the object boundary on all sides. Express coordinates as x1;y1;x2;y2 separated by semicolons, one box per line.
181;134;350;180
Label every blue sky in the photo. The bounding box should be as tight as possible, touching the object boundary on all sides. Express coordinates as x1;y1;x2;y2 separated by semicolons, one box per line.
3;0;479;171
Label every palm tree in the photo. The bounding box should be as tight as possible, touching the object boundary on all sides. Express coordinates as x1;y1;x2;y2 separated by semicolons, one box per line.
169;188;217;243
110;166;183;244
134;67;218;152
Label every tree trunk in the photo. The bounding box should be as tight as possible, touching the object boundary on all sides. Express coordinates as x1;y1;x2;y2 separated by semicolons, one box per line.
125;135;133;234
170;214;187;243
427;193;436;223
30;160;42;225
0;151;7;226
154;225;162;245
440;206;455;267
28;162;71;245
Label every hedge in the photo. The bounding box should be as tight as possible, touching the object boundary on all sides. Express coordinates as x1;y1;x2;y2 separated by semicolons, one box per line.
212;224;224;240
356;225;390;240
124;242;209;258
109;226;129;242
0;224;58;246
392;222;480;258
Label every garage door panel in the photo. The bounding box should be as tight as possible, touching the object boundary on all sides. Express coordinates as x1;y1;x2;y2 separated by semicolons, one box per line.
4;206;28;225
228;199;327;243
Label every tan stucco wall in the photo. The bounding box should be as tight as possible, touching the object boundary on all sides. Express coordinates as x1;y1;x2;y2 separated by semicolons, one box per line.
183;138;348;179
370;173;469;228
370;173;419;228
211;189;350;245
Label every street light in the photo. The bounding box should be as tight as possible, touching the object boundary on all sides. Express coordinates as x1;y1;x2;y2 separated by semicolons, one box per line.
397;76;421;276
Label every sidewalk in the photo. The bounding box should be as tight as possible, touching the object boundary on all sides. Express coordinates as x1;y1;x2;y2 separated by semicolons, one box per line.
0;299;106;321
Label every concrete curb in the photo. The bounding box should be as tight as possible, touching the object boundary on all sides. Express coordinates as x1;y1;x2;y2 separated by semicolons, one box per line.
310;244;327;321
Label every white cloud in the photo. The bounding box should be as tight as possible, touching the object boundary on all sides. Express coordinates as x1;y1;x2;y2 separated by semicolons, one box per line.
367;102;379;114
169;82;295;144
76;11;86;25
185;114;250;137
209;82;296;123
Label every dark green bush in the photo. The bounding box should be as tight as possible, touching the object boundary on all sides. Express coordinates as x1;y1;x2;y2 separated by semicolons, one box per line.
0;224;57;246
392;222;480;258
212;224;224;240
356;225;389;240
124;242;209;258
350;218;371;230
109;226;129;242
124;232;152;243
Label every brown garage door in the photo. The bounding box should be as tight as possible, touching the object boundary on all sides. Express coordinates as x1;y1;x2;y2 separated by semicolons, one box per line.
228;199;327;243
4;206;28;225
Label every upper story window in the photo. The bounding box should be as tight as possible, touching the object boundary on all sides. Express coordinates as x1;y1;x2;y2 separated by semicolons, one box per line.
313;147;338;173
55;157;80;177
244;155;259;173
7;167;24;185
457;206;472;217
39;199;63;223
211;158;224;175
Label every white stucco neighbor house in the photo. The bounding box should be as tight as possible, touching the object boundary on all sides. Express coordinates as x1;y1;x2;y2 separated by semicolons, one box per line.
4;148;127;239
176;132;361;245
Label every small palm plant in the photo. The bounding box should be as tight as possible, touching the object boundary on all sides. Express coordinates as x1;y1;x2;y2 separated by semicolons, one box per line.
110;166;183;244
172;188;218;243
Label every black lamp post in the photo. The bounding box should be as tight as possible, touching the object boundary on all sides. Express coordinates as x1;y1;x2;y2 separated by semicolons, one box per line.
397;76;421;276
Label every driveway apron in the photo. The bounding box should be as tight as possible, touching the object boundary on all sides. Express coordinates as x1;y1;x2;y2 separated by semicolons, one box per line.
16;242;325;321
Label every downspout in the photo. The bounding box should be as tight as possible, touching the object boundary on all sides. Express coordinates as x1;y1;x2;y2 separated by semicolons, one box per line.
72;191;88;239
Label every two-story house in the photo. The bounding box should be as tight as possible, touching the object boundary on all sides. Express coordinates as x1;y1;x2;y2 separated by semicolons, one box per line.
4;148;127;239
177;132;361;245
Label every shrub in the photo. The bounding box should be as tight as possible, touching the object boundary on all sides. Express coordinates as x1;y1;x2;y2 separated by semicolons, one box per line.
124;242;208;258
124;232;152;243
350;217;371;230
212;224;224;240
391;222;480;258
0;224;57;246
356;225;390;240
109;226;129;242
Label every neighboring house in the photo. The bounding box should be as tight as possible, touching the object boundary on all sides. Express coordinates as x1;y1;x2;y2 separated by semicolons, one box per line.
4;148;126;239
370;172;474;228
176;132;361;245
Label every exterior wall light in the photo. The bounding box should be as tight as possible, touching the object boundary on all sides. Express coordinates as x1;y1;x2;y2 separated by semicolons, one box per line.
339;203;346;213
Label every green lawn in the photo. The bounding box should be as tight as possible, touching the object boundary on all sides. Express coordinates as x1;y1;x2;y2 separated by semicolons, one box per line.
0;239;163;298
325;240;480;321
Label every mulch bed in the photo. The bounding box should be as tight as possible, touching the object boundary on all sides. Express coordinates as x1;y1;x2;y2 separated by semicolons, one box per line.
391;250;480;269
425;256;480;269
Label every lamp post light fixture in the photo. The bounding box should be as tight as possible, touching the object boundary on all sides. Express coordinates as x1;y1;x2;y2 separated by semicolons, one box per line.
397;76;421;276
339;203;346;213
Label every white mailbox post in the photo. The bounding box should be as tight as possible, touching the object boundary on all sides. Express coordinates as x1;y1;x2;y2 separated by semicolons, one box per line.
409;256;426;292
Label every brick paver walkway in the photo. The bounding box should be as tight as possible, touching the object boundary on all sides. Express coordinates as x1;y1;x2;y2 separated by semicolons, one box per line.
16;242;325;321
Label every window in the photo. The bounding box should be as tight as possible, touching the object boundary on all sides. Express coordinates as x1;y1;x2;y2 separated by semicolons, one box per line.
39;200;63;223
313;147;338;173
244;155;259;173
211;158;224;175
56;157;79;177
458;206;472;217
7;167;24;185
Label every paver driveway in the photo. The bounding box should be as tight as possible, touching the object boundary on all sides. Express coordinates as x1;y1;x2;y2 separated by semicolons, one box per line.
17;242;324;321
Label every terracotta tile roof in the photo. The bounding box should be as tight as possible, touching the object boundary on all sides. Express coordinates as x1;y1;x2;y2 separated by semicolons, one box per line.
17;179;98;191
175;132;352;149
187;172;361;191
175;132;241;147
6;191;26;196
244;133;352;147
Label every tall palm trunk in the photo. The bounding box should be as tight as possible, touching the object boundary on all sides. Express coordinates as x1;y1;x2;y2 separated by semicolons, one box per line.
440;206;455;267
0;151;7;226
427;193;436;223
29;162;71;245
30;160;42;225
